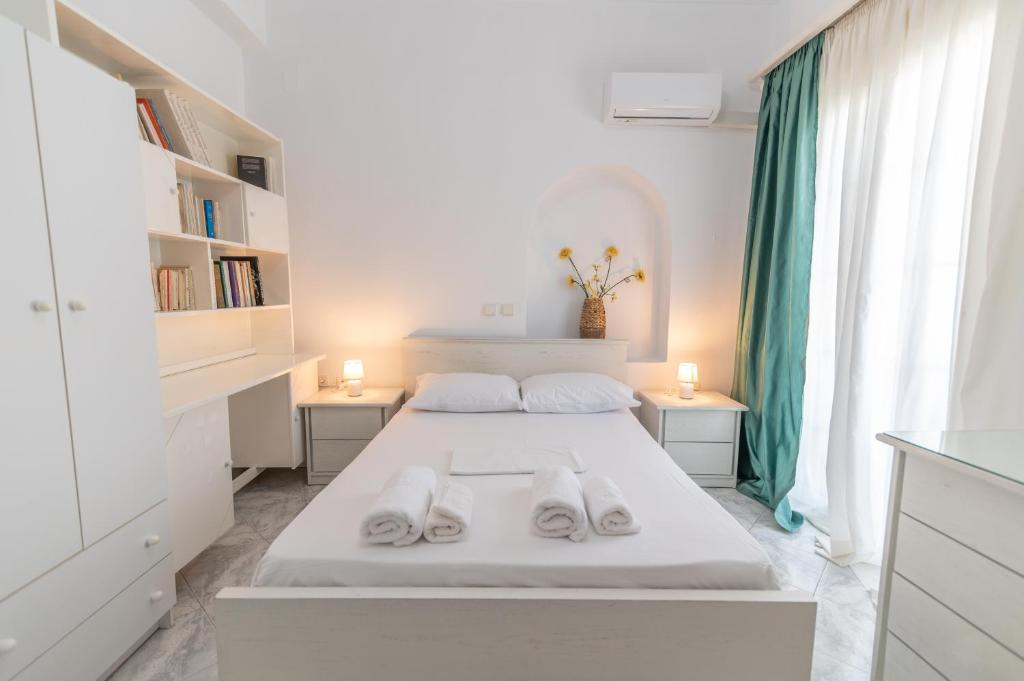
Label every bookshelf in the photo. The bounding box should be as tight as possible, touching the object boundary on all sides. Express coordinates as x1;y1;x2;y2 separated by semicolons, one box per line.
52;0;296;372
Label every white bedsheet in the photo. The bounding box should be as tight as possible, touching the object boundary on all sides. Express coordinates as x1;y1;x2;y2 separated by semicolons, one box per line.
253;408;780;590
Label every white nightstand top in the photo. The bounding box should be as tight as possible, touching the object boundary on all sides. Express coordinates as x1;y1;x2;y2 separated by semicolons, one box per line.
298;387;405;408
639;389;748;412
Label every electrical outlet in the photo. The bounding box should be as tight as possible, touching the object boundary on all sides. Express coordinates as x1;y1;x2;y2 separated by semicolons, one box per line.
482;303;497;316
500;303;514;316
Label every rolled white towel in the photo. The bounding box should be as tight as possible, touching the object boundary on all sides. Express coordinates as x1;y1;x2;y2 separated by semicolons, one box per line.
583;476;641;535
424;480;474;543
530;465;588;542
360;466;437;546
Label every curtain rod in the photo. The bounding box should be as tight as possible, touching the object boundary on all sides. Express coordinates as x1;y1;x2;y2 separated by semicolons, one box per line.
748;0;863;84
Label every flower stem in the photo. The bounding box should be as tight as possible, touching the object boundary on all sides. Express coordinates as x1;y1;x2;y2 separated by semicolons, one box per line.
600;275;633;298
568;256;590;298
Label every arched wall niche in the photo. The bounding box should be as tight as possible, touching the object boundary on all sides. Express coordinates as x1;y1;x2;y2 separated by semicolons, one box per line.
526;164;671;361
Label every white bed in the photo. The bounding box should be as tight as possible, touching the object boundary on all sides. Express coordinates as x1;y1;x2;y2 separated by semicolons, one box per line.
215;337;815;681
254;408;779;590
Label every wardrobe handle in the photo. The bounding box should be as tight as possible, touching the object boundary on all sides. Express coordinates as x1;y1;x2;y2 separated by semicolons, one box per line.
224;460;234;468
169;186;178;195
68;300;87;312
0;638;16;654
144;534;161;548
31;300;53;312
149;590;164;603
248;210;255;218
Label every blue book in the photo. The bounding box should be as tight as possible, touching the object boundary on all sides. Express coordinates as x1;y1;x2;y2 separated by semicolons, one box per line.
203;199;215;238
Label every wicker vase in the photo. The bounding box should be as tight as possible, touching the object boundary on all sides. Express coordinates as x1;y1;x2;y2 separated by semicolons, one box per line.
579;297;607;339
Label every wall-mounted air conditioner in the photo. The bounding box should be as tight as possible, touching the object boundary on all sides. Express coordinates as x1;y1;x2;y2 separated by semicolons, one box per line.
603;72;722;127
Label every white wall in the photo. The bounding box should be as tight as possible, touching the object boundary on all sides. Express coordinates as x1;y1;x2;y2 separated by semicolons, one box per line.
65;0;248;110
246;0;781;392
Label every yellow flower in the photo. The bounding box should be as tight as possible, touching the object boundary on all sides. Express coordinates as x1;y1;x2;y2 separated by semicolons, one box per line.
565;275;576;288
634;268;647;283
611;292;618;302
604;246;619;259
558;247;573;260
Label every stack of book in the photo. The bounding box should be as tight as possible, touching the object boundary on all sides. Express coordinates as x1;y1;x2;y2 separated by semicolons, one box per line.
213;256;264;308
151;264;196;312
177;180;222;239
136;88;213;167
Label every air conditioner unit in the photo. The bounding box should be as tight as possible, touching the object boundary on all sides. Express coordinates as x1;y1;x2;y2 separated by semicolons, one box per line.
603;72;722;126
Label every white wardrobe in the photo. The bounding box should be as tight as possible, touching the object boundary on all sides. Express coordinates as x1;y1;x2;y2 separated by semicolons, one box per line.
0;15;172;681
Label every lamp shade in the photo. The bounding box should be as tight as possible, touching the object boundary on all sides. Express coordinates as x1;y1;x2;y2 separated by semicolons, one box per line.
677;362;698;384
343;359;365;381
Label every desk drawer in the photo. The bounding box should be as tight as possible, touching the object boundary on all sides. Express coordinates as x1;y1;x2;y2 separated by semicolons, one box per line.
894;513;1024;657
14;556;174;681
0;503;169;681
664;411;735;443
664;442;733;475
888;575;1024;681
311;439;370;473
901;452;1024;574
310;408;382;439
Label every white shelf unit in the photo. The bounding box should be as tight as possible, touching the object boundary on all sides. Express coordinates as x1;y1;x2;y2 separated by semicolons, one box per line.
53;0;295;373
51;1;315;578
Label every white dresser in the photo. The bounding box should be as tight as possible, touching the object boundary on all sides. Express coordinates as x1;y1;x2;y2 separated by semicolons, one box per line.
0;16;171;681
638;390;747;487
873;431;1024;681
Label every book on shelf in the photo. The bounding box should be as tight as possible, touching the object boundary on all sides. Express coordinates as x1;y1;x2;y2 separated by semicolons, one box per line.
237;155;279;194
176;180;222;239
213;256;264;308
151;264;196;312
136;89;212;166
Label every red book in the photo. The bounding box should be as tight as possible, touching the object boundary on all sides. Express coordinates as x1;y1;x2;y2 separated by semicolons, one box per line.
136;98;170;149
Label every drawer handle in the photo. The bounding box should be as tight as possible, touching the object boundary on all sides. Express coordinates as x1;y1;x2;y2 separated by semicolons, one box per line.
68;300;87;312
0;638;16;654
31;300;53;312
149;590;164;603
144;534;161;548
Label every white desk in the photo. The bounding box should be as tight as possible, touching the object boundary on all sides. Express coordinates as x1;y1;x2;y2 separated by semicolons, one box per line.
159;352;324;570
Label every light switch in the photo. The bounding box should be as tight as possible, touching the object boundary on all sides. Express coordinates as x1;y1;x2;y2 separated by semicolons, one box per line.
500;303;515;317
482;304;497;316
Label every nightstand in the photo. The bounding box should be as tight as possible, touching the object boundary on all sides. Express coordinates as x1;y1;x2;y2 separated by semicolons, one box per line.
638;389;748;488
299;387;404;484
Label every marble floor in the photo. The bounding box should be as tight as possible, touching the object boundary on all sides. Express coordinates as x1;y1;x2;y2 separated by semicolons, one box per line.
108;469;878;681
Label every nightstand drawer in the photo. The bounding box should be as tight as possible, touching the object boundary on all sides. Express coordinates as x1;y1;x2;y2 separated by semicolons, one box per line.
664;410;736;442
311;439;370;473
310;408;383;439
664;442;734;475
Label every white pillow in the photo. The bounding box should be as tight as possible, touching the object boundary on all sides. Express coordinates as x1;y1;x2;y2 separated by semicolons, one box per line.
406;373;523;412
520;373;640;413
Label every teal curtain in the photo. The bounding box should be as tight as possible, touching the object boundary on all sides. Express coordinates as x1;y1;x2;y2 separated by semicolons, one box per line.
733;34;823;532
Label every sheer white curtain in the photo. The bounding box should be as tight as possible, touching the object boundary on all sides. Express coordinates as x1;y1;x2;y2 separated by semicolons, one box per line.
948;1;1024;429
790;0;997;565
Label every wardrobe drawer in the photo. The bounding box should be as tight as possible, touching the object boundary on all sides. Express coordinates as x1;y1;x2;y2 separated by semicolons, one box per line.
311;439;370;473
663;410;735;443
14;556;174;681
901;452;1024;573
0;502;169;681
887;575;1024;681
664;442;734;475
310;408;382;439
894;513;1024;656
882;634;944;681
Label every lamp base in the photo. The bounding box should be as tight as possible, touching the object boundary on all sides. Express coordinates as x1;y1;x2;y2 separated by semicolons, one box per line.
678;382;695;399
346;379;364;397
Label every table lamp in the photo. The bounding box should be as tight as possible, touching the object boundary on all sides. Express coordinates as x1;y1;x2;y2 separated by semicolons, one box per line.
677;362;698;399
343;359;364;397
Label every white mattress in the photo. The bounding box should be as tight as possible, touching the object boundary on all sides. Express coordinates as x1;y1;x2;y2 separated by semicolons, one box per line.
253;408;780;590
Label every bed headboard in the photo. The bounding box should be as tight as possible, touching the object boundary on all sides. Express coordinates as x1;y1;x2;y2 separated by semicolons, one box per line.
401;337;628;395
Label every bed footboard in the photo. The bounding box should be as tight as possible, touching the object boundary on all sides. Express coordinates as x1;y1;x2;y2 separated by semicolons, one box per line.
215;586;815;681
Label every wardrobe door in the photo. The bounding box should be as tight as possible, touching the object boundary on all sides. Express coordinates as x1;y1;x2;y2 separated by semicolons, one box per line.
26;33;166;545
0;17;82;600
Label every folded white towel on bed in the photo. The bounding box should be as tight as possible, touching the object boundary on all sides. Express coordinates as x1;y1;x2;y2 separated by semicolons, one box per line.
530;465;588;542
360;466;437;546
583;476;641;535
450;446;586;475
424;480;474;543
